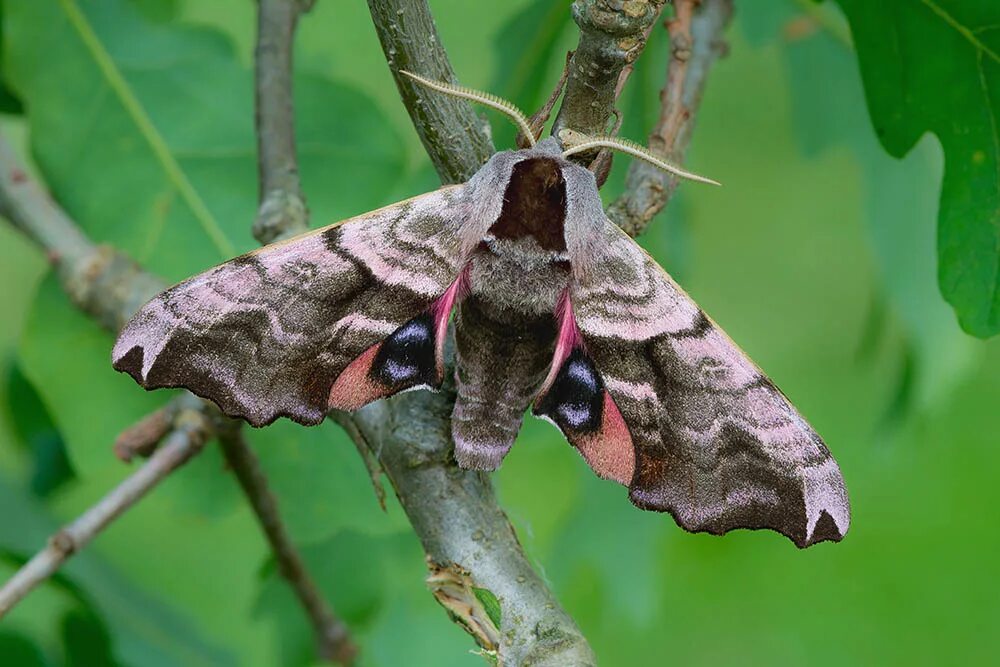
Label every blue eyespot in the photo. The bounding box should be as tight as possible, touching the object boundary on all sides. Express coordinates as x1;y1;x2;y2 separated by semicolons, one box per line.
370;313;436;388
536;348;604;433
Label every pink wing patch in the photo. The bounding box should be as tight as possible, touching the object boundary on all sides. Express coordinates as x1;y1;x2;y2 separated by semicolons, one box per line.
327;343;386;411
573;391;634;485
534;293;636;485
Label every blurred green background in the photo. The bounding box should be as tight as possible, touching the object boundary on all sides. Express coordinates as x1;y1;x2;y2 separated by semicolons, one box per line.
1;0;998;665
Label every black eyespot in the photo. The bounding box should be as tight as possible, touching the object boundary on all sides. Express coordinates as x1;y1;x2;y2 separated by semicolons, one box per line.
370;313;437;388
536;348;604;434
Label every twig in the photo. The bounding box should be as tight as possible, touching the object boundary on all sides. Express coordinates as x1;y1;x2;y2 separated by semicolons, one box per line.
0;394;212;618
552;0;668;147
114;403;175;462
349;394;596;666
218;428;356;664
330;410;387;511
519;51;574;149
607;0;733;237
253;0;313;244
0;140;163;331
366;0;495;182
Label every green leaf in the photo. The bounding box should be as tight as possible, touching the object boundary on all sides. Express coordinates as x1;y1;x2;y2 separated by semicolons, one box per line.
471;587;502;629
3;0;404;283
0;631;49;667
743;5;977;411
3;361;75;497
129;0;178;24
0;473;237;667
61;608;121;667
0;2;24;114
832;0;1000;337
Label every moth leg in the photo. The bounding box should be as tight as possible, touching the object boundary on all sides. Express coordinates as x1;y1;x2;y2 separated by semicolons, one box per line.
533;295;635;485
451;295;555;470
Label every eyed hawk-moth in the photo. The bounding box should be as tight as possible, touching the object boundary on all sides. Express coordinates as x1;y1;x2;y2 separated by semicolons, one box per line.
112;97;849;550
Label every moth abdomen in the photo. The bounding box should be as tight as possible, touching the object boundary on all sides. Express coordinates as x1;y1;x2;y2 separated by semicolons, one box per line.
451;294;556;470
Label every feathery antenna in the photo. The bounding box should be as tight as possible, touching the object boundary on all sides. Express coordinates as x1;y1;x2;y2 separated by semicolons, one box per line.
558;129;720;186
400;70;537;147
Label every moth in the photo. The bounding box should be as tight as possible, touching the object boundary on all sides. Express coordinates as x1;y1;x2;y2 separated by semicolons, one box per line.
113;72;849;548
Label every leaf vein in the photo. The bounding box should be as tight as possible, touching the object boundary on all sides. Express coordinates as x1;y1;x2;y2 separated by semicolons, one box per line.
919;0;1000;65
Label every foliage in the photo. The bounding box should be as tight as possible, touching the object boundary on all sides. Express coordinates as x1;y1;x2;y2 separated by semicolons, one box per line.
832;0;1000;338
0;0;998;665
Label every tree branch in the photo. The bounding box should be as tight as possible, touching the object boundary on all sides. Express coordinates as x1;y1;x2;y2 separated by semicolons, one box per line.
114;403;177;462
254;0;313;244
0;141;163;331
351;392;595;666
0;394;212;618
552;0;668;144
366;0;495;182
607;0;733;237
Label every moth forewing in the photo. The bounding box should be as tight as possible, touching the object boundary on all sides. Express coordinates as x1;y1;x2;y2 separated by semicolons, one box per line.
113;182;479;426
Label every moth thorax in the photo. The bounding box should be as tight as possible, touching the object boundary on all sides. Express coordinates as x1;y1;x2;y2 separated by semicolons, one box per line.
489;157;567;252
467;244;571;316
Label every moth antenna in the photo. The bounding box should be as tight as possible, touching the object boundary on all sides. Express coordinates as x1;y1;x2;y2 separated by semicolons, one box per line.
558;129;720;186
400;70;537;147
